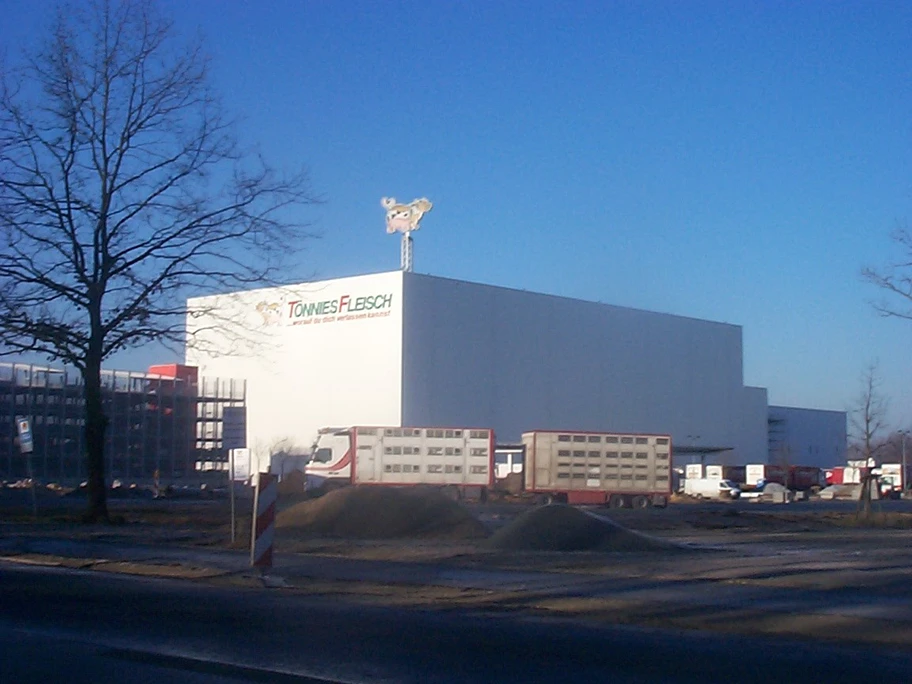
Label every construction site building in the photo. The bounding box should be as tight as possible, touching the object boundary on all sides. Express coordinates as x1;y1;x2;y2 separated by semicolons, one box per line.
0;362;245;485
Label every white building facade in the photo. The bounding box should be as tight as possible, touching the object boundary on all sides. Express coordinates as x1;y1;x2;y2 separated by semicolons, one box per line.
768;405;847;468
186;270;830;467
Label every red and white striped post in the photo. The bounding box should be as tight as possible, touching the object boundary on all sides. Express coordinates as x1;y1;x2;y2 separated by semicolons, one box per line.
250;472;277;570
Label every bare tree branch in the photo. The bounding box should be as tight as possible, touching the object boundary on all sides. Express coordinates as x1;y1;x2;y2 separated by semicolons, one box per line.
863;226;912;321
849;362;889;462
0;0;319;521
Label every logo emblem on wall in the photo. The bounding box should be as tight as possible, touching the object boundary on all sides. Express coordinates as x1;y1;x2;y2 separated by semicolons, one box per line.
255;301;283;326
382;197;433;234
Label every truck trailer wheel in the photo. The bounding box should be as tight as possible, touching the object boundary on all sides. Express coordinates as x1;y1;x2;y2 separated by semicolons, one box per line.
632;495;650;509
608;494;627;509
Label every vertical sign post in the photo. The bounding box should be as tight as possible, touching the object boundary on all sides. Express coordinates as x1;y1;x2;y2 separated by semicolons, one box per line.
221;406;247;544
229;449;235;542
15;417;36;518
251;472;277;570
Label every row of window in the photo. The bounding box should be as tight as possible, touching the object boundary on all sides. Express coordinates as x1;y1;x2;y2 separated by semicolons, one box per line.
556;472;670;482
557;463;669;472
556;450;670;460
2;394;194;408
379;428;420;437
0;394;84;405
424;429;460;439
382;446;421;455
370;428;491;440
20;415;85;426
382;464;489;475
382;446;489;457
556;465;670;473
555;434;669;445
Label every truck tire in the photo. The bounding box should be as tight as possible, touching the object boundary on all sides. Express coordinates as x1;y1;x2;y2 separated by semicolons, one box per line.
632;495;650;509
608;494;626;509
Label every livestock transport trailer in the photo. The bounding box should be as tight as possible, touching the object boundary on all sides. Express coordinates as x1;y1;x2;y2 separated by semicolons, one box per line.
522;430;672;508
305;426;495;499
744;464;787;488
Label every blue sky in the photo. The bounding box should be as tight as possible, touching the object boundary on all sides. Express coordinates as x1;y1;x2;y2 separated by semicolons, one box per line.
3;1;911;430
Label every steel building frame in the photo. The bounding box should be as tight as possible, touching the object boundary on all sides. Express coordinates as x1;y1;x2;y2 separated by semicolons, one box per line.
0;362;245;484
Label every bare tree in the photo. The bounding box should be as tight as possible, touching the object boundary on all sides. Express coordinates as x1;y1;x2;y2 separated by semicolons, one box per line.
770;442;792;496
863;226;912;320
0;1;317;521
849;363;889;519
849;363;889;464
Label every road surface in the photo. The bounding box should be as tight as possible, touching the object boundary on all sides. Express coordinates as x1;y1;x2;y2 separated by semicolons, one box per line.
2;562;912;683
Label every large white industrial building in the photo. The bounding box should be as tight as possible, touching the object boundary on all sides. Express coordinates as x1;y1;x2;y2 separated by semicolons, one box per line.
186;270;845;468
768;405;847;469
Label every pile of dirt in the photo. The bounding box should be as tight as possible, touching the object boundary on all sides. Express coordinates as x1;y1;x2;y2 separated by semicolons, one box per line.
277;471;305;496
486;504;679;552
276;486;488;540
494;473;523;496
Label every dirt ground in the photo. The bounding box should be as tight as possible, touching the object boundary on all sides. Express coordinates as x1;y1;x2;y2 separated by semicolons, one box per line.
4;484;911;564
5;484;912;650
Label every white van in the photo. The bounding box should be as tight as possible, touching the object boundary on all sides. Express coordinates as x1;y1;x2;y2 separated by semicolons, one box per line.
683;478;741;500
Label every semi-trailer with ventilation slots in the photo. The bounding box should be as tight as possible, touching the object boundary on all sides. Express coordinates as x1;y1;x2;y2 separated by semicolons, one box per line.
522;430;672;508
305;425;495;500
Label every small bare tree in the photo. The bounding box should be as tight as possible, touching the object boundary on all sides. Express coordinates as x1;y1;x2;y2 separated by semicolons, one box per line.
850;363;889;463
849;363;889;519
771;442;792;497
863;226;912;320
0;1;316;521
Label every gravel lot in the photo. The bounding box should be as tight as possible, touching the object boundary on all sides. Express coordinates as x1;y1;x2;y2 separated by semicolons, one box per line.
5;485;912;649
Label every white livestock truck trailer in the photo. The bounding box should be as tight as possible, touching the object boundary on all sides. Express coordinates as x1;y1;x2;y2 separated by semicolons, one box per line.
305;426;495;499
521;430;672;508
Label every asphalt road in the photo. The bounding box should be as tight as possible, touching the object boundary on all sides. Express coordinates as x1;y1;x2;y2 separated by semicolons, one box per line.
3;562;912;684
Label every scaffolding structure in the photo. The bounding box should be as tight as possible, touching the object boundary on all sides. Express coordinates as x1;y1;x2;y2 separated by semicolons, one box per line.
0;362;245;484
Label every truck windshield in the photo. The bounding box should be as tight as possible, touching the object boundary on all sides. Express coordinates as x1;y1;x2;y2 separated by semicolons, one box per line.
313;448;333;463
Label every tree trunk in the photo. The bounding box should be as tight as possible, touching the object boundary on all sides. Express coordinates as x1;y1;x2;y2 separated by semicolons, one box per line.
857;474;874;521
83;348;109;523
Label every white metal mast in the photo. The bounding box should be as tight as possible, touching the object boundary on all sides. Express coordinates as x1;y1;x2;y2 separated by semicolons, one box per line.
382;197;432;272
401;232;414;272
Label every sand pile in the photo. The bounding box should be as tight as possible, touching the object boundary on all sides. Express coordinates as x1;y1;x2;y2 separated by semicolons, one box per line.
276;486;488;540
495;473;523;496
276;471;305;496
487;504;677;552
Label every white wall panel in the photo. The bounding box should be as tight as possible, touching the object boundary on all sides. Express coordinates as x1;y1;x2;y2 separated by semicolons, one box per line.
401;273;754;454
738;386;770;463
768;405;847;467
186;272;403;462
